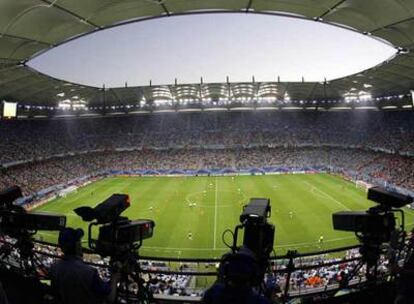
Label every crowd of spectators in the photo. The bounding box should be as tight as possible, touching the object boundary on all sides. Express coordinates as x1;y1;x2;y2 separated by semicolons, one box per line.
0;111;413;196
271;248;365;293
1;111;414;164
0;147;413;196
147;274;194;296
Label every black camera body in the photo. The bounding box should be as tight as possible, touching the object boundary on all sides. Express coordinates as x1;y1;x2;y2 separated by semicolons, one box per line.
75;194;155;303
0;186;66;237
96;218;155;257
367;187;412;208
240;198;275;259
332;186;411;275
220;198;275;290
0;211;66;235
75;194;155;257
0;184;67;304
332;211;396;243
332;187;411;243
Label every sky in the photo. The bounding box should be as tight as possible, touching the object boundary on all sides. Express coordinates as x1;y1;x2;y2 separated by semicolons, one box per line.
28;14;396;88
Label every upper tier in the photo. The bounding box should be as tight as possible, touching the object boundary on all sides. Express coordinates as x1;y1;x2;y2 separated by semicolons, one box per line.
1;111;414;165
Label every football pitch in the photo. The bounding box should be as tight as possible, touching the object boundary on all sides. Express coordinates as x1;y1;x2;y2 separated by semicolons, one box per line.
33;173;414;258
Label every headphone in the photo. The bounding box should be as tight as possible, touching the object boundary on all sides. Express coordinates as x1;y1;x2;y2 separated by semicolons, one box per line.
58;228;84;254
218;247;260;285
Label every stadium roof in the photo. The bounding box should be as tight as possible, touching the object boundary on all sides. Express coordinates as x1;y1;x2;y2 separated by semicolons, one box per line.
1;0;414;107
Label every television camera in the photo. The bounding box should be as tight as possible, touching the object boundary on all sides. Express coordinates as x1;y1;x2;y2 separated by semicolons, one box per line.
74;194;154;258
0;186;66;236
0;186;66;272
0;186;66;304
219;198;275;292
239;198;275;259
75;194;155;303
332;186;412;282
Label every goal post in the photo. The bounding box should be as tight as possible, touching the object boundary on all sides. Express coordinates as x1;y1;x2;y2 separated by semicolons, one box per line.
58;185;78;198
355;180;374;192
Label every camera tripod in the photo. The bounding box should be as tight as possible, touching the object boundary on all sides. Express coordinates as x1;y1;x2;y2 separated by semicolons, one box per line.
345;241;383;287
111;246;153;304
0;233;48;278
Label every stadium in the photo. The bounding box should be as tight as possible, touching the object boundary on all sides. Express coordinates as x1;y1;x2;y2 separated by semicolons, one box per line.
1;1;414;304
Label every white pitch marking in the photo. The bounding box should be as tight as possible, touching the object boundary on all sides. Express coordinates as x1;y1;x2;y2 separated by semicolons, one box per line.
304;181;350;210
213;177;218;249
141;236;356;251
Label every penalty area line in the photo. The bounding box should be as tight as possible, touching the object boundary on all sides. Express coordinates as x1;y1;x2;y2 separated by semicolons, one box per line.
304;181;350;210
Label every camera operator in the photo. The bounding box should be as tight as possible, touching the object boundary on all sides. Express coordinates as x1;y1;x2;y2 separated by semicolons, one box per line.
49;228;120;304
202;247;271;304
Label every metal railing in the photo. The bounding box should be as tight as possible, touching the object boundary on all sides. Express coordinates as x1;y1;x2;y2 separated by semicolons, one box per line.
25;240;368;302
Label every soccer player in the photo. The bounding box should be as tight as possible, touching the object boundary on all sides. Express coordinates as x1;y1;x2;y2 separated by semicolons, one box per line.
188;231;193;240
289;211;293;219
319;235;324;244
149;206;153;212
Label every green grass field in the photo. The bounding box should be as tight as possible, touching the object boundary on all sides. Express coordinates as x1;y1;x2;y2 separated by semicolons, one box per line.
33;173;414;258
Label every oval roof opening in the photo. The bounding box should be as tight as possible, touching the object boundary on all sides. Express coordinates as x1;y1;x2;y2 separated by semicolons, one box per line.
28;13;396;88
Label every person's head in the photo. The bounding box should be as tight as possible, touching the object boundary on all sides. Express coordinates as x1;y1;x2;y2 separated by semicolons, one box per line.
219;246;259;288
58;228;84;257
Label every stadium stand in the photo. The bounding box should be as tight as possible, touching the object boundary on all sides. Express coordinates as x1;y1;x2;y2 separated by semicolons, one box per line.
1;111;413;199
2;0;414;302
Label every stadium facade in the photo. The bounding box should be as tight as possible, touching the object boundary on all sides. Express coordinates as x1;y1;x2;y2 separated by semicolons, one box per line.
1;0;414;115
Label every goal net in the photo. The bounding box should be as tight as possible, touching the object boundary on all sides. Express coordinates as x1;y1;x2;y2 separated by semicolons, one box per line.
355;180;374;192
58;185;78;198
